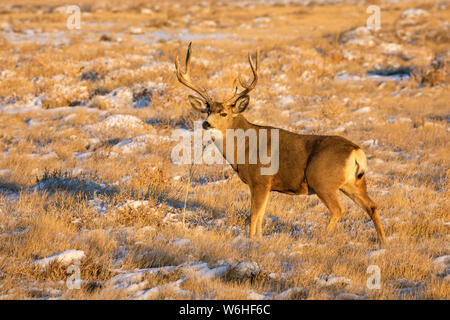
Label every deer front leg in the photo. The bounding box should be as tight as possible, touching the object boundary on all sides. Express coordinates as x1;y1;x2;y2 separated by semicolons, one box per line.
249;185;271;239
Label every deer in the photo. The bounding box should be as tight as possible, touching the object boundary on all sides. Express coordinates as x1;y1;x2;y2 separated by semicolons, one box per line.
174;42;386;245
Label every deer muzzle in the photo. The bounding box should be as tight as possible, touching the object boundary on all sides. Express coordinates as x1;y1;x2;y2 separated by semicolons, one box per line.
202;121;212;130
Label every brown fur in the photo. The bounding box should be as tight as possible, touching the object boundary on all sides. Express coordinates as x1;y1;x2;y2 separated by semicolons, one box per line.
215;116;386;245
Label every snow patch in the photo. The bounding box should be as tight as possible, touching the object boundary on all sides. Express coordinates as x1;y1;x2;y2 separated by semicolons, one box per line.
88;198;109;214
230;262;260;280
247;290;267;300
275;287;308;300
99;114;144;130
354;106;372;114
335;292;364;300
112;134;171;154
173;238;191;248
433;255;450;278
279;95;295;107
179;261;229;280
134;277;188;299
116;201;152;213
380;43;404;55
34;250;85;269
316;274;351;287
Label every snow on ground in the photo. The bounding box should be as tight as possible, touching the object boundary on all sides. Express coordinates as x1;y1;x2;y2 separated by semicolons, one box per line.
432;255;450;280
390;278;427;298
116;200;150;212
134;278;188;299
30;177;114;195
354;106;372;114
110;266;177;289
0;1;447;300
104;259;263;299
87;198;109;214
173;238;191;248
112;134;171;154
92;114;144;131
34;250;86;269
0;227;29;238
315;274;352;287
103;257;329;300
179;261;229;280
335;292;365;300
274;287;308;300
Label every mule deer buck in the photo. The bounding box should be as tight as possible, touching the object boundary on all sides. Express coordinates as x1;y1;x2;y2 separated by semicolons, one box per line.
175;43;386;245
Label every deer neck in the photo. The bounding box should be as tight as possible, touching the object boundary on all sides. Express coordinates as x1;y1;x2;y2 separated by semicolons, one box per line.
212;115;256;167
230;114;254;131
213;114;255;137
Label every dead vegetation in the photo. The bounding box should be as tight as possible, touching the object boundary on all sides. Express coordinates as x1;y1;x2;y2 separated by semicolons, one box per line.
0;0;448;300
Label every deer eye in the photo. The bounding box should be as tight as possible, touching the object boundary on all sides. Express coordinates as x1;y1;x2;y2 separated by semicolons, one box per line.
220;112;227;117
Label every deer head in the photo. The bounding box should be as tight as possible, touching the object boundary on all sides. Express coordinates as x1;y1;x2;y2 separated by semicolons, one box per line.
175;42;259;132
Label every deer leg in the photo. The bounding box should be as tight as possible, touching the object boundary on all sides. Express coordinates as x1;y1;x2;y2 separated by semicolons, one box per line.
315;190;344;235
249;185;270;239
340;183;386;246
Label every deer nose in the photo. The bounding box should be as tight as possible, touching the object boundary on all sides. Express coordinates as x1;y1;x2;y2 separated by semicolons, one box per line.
202;121;211;130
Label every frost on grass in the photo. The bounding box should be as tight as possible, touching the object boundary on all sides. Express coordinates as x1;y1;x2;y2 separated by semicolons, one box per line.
0;0;448;300
102;259;265;299
390;279;426;299
134;278;189;300
368;249;387;259
227;262;260;280
112;134;171;154
432;255;450;280
98;114;144;130
335;292;365;300
274;287;309;300
354;106;372;114
340;27;375;47
94;88;133;109
116;200;150;212
31;172;117;196
88;198;109;214
110;266;176;289
173;238;191;248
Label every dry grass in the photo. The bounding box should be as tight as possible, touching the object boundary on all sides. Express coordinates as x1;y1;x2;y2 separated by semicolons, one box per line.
0;0;448;300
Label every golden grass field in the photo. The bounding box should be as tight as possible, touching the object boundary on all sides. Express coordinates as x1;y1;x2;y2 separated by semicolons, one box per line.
0;0;448;299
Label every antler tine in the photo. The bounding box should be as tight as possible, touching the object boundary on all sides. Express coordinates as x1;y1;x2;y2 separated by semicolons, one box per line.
242;49;259;89
175;42;211;102
185;42;191;75
223;75;238;103
225;49;260;103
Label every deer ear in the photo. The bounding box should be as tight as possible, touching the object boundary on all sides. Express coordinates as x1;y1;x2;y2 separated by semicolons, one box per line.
232;95;250;114
188;95;208;113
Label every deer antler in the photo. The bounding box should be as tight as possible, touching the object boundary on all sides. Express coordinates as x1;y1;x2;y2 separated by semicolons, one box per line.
224;49;260;104
175;42;212;103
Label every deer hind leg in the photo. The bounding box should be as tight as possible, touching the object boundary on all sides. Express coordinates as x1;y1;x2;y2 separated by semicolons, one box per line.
314;190;344;234
249;185;270;239
340;179;386;245
305;162;346;236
